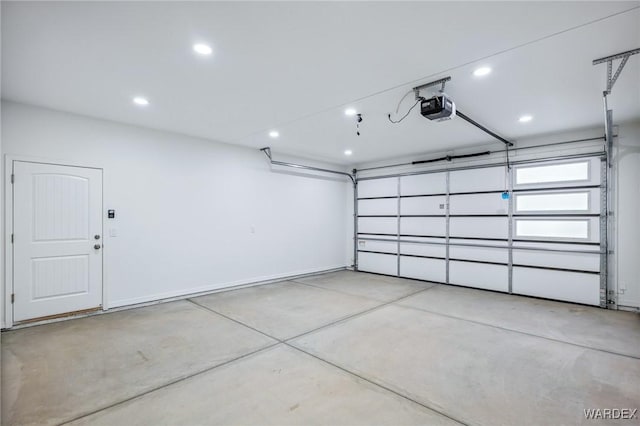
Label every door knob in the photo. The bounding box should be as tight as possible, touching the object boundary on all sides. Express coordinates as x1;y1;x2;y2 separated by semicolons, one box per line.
94;244;101;250
94;235;101;240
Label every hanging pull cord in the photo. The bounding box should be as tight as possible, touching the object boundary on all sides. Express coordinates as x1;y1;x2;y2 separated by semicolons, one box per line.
502;144;511;199
388;98;422;124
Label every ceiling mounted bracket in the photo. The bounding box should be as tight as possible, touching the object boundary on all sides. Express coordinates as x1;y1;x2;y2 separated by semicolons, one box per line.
593;48;640;94
260;146;272;160
413;76;451;100
593;48;639;165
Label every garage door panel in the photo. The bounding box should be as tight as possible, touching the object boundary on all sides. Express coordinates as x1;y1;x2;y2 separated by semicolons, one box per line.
357;239;397;254
358;217;397;235
358;198;397;216
513;267;600;306
450;217;508;239
449;261;508;292
450;193;509;215
400;217;446;237
358;178;398;198
400;256;446;283
513;249;600;272
357;233;396;241
450;244;509;264
513;241;598;251
450;166;506;193
358;252;398;276
400;239;446;258
400;173;446;196
401;196;447;215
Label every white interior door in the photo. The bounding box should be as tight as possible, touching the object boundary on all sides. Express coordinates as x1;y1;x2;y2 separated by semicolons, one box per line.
13;161;103;322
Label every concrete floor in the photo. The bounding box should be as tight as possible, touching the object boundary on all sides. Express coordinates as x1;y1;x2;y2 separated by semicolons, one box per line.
2;271;639;425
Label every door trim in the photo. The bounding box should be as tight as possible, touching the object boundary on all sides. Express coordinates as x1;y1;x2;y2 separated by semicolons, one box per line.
4;155;106;328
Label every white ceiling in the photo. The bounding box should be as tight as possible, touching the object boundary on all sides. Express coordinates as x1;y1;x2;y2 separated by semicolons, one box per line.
2;1;639;165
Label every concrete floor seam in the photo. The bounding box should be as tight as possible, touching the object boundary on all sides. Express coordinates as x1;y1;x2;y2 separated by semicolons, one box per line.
283;286;438;342
168;299;468;426
58;341;282;426
284;342;469;426
187;298;285;343
288;278;397;302
188;284;435;344
188;298;468;426
391;300;640;361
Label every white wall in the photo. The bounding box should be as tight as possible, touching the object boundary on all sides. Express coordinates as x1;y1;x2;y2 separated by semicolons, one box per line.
615;120;640;309
1;101;349;325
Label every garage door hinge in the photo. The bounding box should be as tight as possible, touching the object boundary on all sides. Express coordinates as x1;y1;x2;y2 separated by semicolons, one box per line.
11;294;14;304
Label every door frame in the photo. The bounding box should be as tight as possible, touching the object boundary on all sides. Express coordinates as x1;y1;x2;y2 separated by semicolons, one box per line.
4;155;107;328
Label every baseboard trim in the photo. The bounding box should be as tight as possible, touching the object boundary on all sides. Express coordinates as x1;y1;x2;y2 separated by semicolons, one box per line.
3;265;348;330
109;265;348;308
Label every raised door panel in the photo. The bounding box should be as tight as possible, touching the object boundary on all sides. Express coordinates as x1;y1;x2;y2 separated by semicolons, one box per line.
358;252;398;276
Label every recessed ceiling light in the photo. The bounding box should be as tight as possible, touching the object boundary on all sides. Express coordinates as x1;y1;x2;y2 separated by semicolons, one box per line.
133;97;149;106
344;150;353;156
269;130;279;138
473;66;492;77
344;108;357;116
193;43;213;55
519;115;533;123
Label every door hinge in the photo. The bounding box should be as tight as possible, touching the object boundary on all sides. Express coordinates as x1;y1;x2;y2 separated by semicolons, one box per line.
11;294;15;304
10;173;15;184
11;234;14;244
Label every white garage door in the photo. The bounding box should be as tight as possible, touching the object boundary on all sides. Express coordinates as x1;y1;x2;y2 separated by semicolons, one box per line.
356;156;605;306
